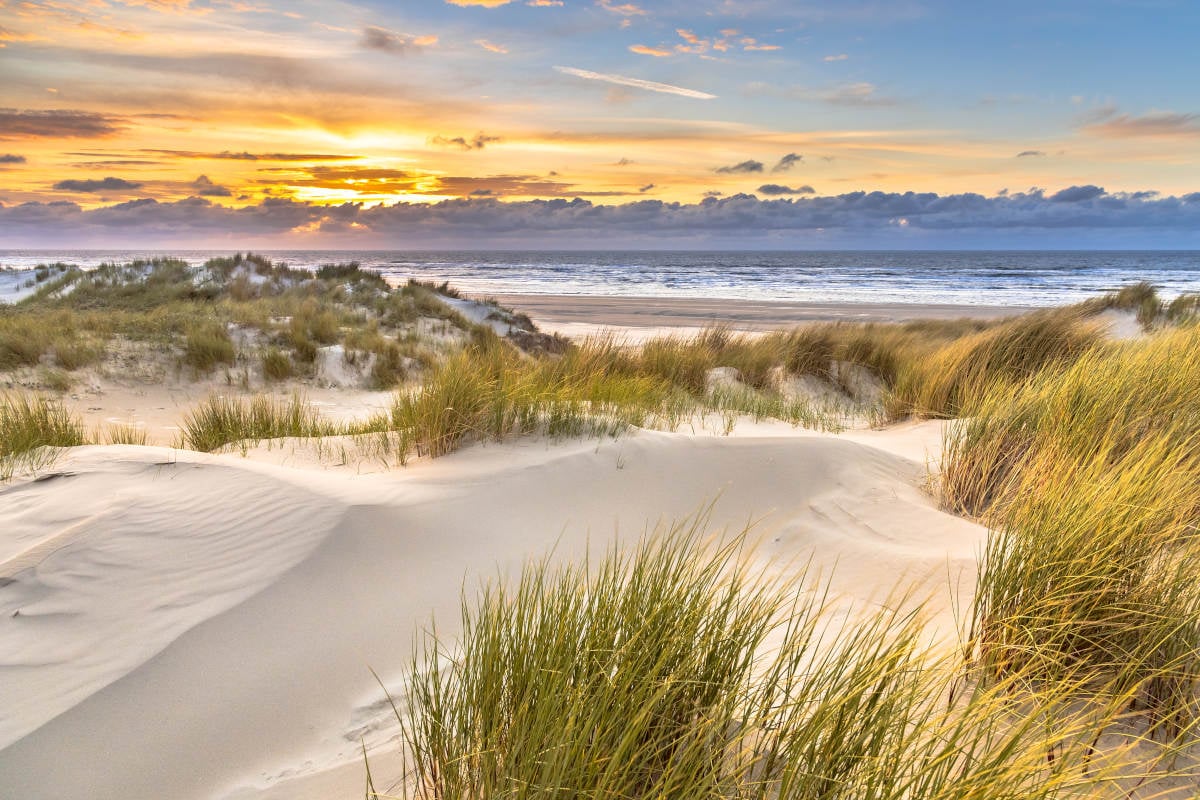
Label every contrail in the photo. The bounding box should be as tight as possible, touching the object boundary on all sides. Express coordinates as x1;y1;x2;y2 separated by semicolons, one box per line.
554;66;716;99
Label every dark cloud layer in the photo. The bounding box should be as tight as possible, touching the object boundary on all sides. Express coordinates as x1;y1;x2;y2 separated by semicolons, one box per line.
146;150;362;162
360;26;432;55
1049;184;1104;203
1016;150;1046;158
52;176;143;192
3;186;1198;247
192;175;232;197
772;153;803;172
716;160;764;174
758;184;815;195
431;133;502;151
0;109;122;139
0;154;26;164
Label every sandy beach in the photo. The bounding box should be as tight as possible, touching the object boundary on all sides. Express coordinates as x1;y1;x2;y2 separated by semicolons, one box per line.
488;293;1033;340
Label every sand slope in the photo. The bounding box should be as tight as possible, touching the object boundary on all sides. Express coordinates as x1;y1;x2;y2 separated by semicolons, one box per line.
0;424;985;800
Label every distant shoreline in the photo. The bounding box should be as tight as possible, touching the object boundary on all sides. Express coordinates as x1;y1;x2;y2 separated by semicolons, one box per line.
488;292;1032;337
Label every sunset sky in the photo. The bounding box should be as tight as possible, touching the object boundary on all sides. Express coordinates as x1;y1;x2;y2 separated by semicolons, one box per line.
1;0;1199;247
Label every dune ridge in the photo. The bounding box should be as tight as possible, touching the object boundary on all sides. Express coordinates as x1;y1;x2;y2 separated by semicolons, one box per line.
0;422;982;800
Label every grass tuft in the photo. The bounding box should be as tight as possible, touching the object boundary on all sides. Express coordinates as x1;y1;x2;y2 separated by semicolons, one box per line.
261;347;293;382
0;393;86;479
181;394;334;452
102;423;149;446
389;517;1168;800
183;321;237;372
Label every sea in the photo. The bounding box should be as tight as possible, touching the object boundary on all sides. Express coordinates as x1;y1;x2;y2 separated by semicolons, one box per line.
2;250;1199;307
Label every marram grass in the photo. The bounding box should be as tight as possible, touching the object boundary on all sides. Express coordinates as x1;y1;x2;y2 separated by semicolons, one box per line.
381;517;1187;800
943;325;1200;743
0;393;86;479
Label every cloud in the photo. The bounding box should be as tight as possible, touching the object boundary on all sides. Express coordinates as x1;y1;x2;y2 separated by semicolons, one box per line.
0;154;26;164
597;0;647;16
53;176;143;192
1083;111;1200;139
475;39;509;53
629;44;672;57
1016;150;1046;158
1049;185;1105;203
270;165;607;199
146;150;361;161
614;158;634;166
527;0;563;5
72;159;162;167
554;66;716;99
0;108;122;139
0;26;42;45
823;82;895;107
747;82;898;107
446;0;515;6
435;175;622;197
740;37;780;51
772;153;802;172
823;54;849;62
6;188;1200;248
757;184;815;195
716;160;764;174
672;28;778;56
360;26;438;54
638;183;655;192
431;133;503;150
192;175;232;197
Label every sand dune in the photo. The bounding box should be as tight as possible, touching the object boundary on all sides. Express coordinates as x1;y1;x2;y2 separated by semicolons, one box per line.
0;423;985;800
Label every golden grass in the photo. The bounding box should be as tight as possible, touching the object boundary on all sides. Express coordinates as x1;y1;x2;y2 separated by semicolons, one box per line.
942;325;1200;742
0;393;86;479
387;516;1184;800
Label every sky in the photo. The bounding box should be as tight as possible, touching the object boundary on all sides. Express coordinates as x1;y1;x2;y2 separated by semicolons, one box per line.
1;0;1199;248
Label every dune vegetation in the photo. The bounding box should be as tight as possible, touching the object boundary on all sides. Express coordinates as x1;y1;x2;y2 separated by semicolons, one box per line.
390;517;1192;800
0;393;85;480
0;254;516;391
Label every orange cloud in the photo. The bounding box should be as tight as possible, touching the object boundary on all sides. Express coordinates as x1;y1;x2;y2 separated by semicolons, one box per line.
741;37;780;51
597;0;647;16
1083;111;1200;139
0;25;43;44
629;44;671;57
476;38;509;53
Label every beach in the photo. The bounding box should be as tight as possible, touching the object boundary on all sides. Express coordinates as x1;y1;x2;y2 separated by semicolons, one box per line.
489;292;1030;339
